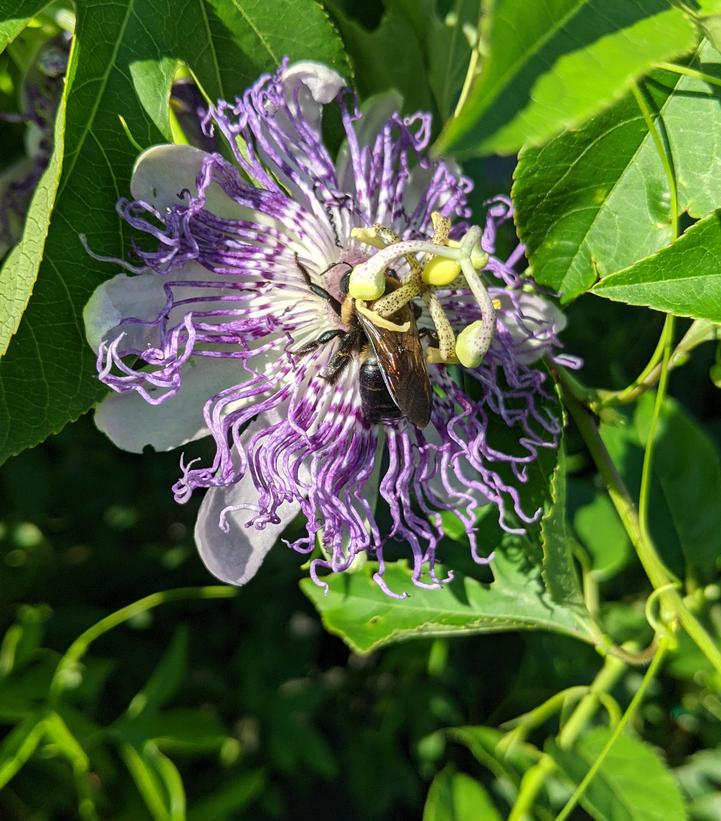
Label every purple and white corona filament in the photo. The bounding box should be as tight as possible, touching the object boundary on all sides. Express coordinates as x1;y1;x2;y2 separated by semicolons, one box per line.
84;60;571;596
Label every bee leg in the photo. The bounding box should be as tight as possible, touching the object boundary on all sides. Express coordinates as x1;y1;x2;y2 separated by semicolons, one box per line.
419;327;439;347
320;327;363;383
294;252;342;314
295;328;346;356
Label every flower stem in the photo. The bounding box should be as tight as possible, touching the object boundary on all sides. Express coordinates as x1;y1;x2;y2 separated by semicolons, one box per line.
553;637;671;821
507;653;627;821
49;586;237;704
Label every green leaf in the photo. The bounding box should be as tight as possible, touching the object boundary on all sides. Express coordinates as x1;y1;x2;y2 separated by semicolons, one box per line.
0;64;66;356
145;744;186;821
0;604;50;677
0;715;46;789
120;742;173;821
540;448;587;609
569;481;631;581
117;708;230;753
385;0;479;120
550;726;687;821
675;749;721;821
43;711;90;773
126;626;188;719
601;395;721;583
301;540;598;655
0;1;46;54
436;0;699;158
593;210;721;321
514;40;721;301
0;0;347;465
187;770;265;821
325;0;435;114
423;767;502;821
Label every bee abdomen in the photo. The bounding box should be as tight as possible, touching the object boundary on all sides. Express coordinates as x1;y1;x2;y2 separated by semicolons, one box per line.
359;359;402;424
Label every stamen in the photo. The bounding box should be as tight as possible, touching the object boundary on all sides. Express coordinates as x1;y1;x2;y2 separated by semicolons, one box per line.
372;279;422;318
351;220;497;366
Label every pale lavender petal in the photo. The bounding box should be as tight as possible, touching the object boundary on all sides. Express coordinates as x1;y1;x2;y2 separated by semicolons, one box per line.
94;357;238;452
195;411;303;585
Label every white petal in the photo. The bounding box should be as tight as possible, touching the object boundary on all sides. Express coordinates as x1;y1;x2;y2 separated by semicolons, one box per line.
94;356;237;452
83;260;222;353
130;144;246;220
84;271;165;352
281;61;346;128
498;291;567;364
194;412;301;585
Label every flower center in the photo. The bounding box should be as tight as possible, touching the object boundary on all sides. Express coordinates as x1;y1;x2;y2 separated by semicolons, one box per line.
348;214;498;368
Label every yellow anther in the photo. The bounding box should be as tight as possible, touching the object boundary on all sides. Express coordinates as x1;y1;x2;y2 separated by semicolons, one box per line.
355;301;410;332
492;298;502;310
455;321;490;368
348;266;386;300
422;256;462;286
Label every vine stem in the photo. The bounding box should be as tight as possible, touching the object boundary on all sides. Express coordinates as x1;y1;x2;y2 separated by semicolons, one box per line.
638;314;675;541
49;586;237;704
507;653;627;821
553;637;671;821
598;320;718;407
559;375;721;681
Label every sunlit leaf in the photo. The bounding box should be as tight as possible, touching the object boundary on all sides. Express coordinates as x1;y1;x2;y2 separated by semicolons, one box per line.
593;210;721;321
0;64;66;355
437;0;700;157
301;545;598;655
514;40;721;301
0;0;46;54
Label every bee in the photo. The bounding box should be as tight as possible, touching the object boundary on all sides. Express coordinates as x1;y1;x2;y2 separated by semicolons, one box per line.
295;255;432;428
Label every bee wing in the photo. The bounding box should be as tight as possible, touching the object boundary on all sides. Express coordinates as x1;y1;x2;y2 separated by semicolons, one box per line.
355;303;432;428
